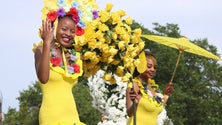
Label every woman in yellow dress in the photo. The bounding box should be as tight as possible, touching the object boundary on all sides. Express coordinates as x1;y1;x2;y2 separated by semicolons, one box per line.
33;6;87;125
126;51;174;125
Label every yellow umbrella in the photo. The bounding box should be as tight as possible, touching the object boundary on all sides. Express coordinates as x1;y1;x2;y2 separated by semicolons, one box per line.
142;35;221;82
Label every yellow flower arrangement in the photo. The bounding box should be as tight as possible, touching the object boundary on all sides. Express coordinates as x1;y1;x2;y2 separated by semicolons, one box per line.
74;3;145;84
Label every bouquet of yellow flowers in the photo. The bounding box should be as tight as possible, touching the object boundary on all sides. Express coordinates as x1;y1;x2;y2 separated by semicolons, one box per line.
74;3;145;83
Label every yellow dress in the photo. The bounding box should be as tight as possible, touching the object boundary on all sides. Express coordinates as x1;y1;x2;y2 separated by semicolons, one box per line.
127;78;164;125
34;43;85;125
127;97;163;125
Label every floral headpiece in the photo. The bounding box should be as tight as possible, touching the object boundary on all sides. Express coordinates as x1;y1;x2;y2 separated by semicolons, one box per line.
41;0;99;36
47;7;85;36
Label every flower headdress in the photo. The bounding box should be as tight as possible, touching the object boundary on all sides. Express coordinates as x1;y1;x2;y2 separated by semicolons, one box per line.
41;0;99;36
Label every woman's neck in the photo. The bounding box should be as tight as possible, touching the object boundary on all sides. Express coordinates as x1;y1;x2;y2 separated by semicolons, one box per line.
139;76;149;84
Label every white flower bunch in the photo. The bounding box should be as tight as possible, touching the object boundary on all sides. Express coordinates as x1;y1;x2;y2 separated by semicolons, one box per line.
87;70;128;124
158;109;174;125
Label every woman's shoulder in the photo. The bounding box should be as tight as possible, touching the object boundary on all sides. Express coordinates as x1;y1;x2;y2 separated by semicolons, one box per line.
32;41;43;53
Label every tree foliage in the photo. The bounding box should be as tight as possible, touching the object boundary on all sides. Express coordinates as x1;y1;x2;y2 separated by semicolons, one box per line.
3;81;41;125
2;22;222;125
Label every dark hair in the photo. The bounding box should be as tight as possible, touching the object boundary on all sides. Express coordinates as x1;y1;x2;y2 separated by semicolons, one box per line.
58;15;73;21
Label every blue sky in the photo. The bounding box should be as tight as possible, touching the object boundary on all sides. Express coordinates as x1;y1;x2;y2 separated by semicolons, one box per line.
0;0;222;114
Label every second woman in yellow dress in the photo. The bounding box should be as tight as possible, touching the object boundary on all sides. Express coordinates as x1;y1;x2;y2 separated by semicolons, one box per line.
126;51;174;125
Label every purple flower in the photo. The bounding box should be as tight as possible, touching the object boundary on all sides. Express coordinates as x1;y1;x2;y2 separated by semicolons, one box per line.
92;10;99;19
70;55;78;61
57;8;66;17
68;65;74;74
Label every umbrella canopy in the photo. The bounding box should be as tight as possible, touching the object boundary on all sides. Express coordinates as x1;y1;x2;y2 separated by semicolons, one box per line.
142;35;221;82
142;35;221;60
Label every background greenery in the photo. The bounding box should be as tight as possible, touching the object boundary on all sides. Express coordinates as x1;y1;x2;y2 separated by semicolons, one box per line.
2;22;222;125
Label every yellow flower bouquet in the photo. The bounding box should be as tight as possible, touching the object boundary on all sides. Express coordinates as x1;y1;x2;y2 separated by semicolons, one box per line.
74;3;145;84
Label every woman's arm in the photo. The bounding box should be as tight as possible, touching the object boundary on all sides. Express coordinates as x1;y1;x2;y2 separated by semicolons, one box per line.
35;19;54;84
35;45;50;84
163;82;174;105
126;83;140;117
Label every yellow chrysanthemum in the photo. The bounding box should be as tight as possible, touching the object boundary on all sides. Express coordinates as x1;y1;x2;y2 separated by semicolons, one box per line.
117;10;126;17
125;16;133;25
127;44;135;52
99;10;110;23
107;56;114;64
98;23;109;32
111;12;121;25
122;72;132;82
111;59;120;65
118;41;126;50
82;51;94;60
133;28;142;36
87;39;97;50
109;77;117;84
115;66;124;76
104;73;112;81
105;3;113;12
109;47;118;56
120;34;130;42
138;41;145;50
112;33;118;40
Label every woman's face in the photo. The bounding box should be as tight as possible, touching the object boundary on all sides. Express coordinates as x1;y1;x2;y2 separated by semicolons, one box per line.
56;17;75;47
141;57;157;79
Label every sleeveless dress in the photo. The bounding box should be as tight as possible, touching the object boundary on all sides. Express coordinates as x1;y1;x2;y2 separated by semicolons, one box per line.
127;78;164;125
33;43;85;125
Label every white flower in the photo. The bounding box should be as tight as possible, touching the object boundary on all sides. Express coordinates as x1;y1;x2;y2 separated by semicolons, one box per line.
158;108;174;125
87;70;128;124
88;70;173;125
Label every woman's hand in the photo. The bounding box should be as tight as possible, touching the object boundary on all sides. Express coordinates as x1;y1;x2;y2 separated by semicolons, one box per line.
164;82;174;95
126;85;140;117
129;88;140;104
39;18;54;46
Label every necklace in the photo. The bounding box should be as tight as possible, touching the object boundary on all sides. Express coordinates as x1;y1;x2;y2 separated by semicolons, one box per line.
140;79;163;105
50;41;81;75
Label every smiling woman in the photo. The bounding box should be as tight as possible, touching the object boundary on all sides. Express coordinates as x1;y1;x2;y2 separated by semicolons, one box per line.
32;0;98;125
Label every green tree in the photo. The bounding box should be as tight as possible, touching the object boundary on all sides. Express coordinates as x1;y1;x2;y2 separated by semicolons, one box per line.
2;108;20;125
73;76;101;125
3;81;41;125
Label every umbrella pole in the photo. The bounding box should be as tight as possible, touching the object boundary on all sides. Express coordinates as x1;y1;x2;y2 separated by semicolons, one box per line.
170;51;182;82
133;99;136;125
